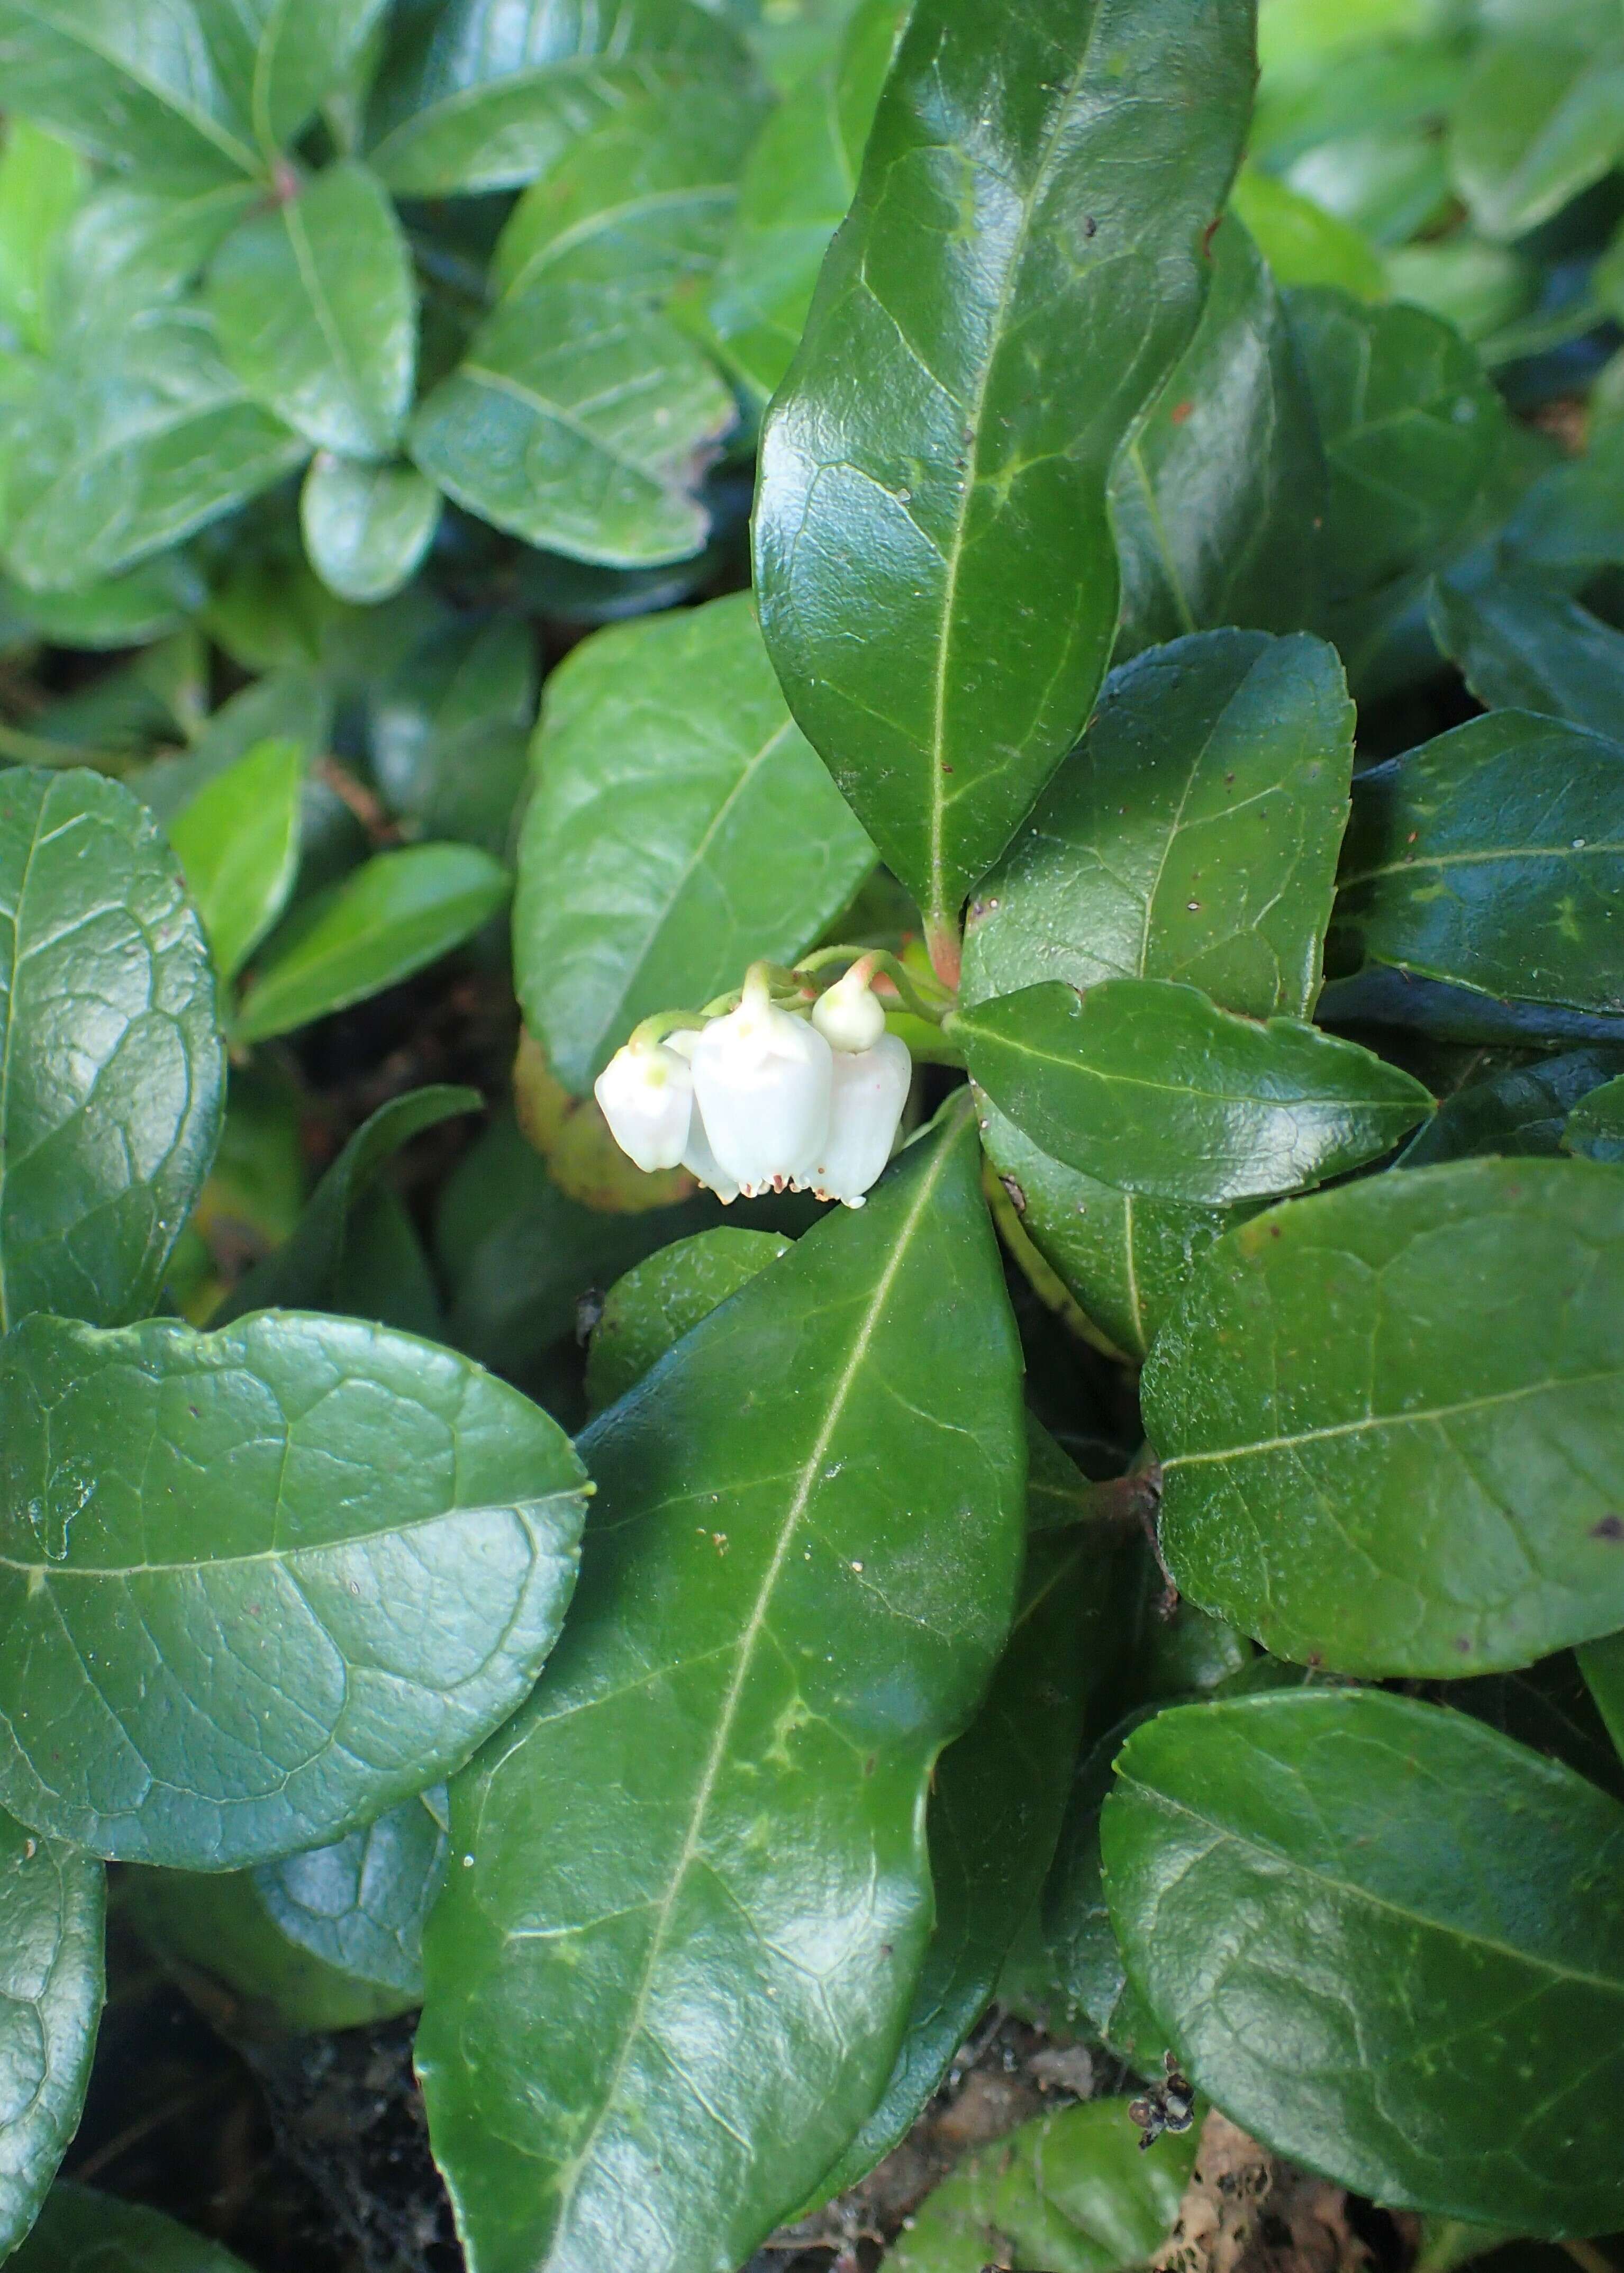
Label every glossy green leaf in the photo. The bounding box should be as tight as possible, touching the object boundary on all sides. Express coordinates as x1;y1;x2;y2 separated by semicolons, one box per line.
1111;221;1328;658
514;591;875;1092
208;160;415;459
1431;575;1624;744
207;0;391;157
585;1226;792;1414
1229;167;1387;301
217;1085;479;1324
169;736;304;986
11;2187;255;2273
140;667;331;826
954;978;1431;1207
366;0;754;197
416;1102;1027;2273
491;77;765;309
1335;710;1624;1016
1147;1158;1624;1676
963;629;1352;1352
0;1819;103;2257
2;306;306;594
1579;1630;1624;1761
1287;287;1504;604
1451;33;1624;243
1103;1689;1624;2232
51;179;259;338
410;279;733;567
0;768;224;1330
301;454;441;603
1566;1073;1624;1164
0;1306;588;1868
755;0;1255;937
235;842;510;1043
0;121;86;355
0;0;262;187
127;1789;447;2033
888;2096;1197;2273
1404;1049;1624;1168
706;0;905;401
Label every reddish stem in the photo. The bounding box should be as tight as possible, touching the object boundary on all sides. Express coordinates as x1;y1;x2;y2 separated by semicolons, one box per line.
924;913;961;992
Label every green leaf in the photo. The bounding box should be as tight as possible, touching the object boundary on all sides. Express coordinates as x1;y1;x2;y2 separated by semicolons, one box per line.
1451;33;1624;243
1335;711;1624;1017
206;0;391;158
491;77;766;308
1286;287;1504;604
410;282;733;567
208;161;415;458
416;1101;1027;2273
0;553;205;652
0;1821;103;2256
140;666;331;825
1579;1630;1624;1761
1229;167;1387;300
1565;1072;1624;1165
366;0;754;197
127;1789;447;2033
216;1084;479;1323
2;306;307;594
1110;221;1328;659
585;1226;792;1414
1430;575;1624;742
1404;1049;1624;1168
1102;1689;1624;2232
0;1306;588;1868
235;842;510;1043
514;591;875;1092
888;2096;1198;2273
1146;1157;1624;1676
301;454;440;603
0;121;86;355
706;0;905;402
169;736;305;986
11;2188;255;2273
953;978;1432;1207
0;0;262;187
1501;432;1624;577
1383;238;1534;346
367;613;533;855
52;179;259;339
0;768;224;1330
755;0;1255;939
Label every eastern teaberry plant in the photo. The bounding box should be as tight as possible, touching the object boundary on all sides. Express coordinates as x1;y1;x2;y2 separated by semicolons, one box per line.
1;0;1623;2270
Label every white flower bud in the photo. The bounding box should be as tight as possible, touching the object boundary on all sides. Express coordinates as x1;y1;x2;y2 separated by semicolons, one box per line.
668;1029;739;1202
691;972;833;1197
812;967;887;1054
593;1038;693;1173
807;1033;911;1206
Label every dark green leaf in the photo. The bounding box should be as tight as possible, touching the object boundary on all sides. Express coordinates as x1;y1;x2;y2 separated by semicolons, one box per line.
0;554;205;651
585;1226;792;1414
1430;575;1624;742
410;280;733;566
514;591;875;1092
11;2187;254;2273
1501;432;1624;577
953;978;1431;1207
301;454;440;604
1335;711;1624;1016
1111;219;1328;659
1403;1049;1624;1167
366;0;754;197
755;0;1254;937
1450;32;1624;243
1102;1689;1624;2232
1147;1158;1624;1676
140;667;332;826
0;1306;588;1867
235;842;510;1043
324;1186;443;1339
169;736;305;985
1287;287;1504;604
1579;1631;1624;1762
888;2096;1198;2273
1453;1654;1624;1805
0;1819;103;2256
416;1102;1027;2273
217;1085;479;1324
0;768;224;1330
208;161;415;458
2;307;306;594
1565;1072;1624;1163
127;1789;447;2033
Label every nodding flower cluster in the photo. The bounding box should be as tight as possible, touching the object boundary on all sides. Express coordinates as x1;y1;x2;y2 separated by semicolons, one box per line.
594;963;912;1208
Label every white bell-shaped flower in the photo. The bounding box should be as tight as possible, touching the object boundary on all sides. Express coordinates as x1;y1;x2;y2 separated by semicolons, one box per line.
691;968;832;1196
668;1028;740;1202
812;966;887;1054
593;1037;693;1173
807;1033;911;1206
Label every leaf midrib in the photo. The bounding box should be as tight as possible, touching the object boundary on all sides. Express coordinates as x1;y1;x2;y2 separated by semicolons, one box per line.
974;1019;1412;1114
4;0;261;177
